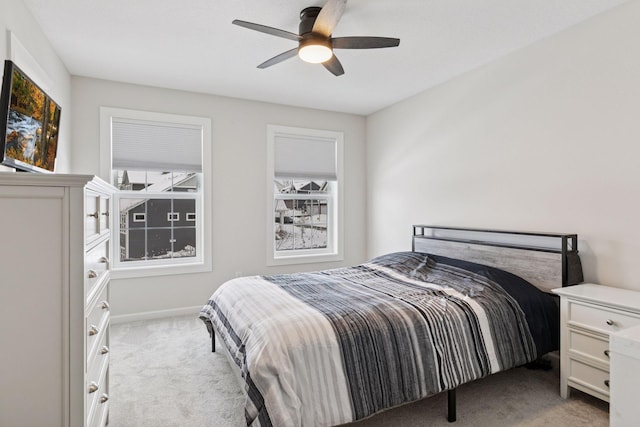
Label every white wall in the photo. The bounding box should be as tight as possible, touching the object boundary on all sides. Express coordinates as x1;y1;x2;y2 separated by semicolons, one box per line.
366;1;640;291
0;0;71;172
71;77;367;317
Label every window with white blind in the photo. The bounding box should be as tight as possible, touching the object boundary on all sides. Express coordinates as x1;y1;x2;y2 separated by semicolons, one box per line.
100;107;212;278
267;125;344;265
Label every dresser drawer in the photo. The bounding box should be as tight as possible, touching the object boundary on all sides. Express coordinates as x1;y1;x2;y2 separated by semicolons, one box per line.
568;358;610;397
86;193;101;245
86;240;109;302
89;395;109;427
87;358;109;427
86;192;110;243
99;196;110;235
569;301;640;334
86;285;110;361
569;330;610;365
88;328;109;377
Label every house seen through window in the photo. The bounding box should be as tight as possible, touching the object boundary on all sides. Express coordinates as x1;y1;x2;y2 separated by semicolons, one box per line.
116;170;198;262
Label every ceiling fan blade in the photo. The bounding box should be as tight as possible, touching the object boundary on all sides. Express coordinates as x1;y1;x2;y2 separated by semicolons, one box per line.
332;36;400;49
232;20;301;42
322;55;345;76
257;48;299;69
312;0;347;37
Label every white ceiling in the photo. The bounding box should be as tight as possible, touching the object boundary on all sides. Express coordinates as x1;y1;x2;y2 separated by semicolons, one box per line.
23;0;627;116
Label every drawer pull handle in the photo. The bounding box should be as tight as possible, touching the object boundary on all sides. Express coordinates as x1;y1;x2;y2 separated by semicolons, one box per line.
88;211;99;219
101;301;110;310
88;381;99;394
88;270;98;279
101;211;109;217
606;319;616;326
99;256;109;264
604;350;610;358
100;394;109;404
88;325;99;336
604;380;610;388
100;346;110;355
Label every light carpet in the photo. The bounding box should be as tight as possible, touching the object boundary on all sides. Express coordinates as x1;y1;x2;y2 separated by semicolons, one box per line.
110;315;609;426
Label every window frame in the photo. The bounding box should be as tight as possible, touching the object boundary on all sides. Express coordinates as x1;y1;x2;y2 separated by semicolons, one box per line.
100;107;212;278
266;125;344;266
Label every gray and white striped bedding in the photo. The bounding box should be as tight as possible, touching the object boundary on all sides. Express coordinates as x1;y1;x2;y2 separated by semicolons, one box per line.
199;251;557;426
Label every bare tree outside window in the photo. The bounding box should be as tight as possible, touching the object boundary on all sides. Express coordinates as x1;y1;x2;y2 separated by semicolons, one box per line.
274;179;329;251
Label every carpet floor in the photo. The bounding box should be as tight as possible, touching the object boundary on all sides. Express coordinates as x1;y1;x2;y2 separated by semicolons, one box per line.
109;315;609;426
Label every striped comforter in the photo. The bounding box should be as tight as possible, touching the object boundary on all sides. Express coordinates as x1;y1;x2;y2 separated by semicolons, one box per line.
199;252;558;426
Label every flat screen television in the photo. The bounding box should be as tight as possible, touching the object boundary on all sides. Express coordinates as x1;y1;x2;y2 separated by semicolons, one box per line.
0;60;61;173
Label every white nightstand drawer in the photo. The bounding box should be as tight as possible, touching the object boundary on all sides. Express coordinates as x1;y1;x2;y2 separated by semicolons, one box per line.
569;358;610;396
554;284;640;403
569;330;610;365
569;301;640;334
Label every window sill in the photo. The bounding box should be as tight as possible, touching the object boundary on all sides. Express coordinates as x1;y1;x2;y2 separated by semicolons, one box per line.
110;260;211;279
267;252;343;267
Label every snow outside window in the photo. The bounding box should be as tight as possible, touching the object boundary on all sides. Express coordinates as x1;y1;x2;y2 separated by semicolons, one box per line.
274;180;331;251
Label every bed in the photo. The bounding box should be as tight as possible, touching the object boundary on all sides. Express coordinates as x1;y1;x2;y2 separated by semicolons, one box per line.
199;225;583;426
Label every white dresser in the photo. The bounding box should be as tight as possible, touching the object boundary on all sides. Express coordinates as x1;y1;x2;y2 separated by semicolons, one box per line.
0;173;114;427
552;283;640;402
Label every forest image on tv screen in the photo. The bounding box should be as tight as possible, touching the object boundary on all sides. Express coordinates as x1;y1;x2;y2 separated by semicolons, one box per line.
4;67;58;171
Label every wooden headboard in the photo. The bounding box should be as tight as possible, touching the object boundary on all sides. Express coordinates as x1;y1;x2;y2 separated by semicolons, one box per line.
412;225;583;293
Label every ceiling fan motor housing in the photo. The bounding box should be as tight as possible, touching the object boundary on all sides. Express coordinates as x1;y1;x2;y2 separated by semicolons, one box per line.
299;7;322;36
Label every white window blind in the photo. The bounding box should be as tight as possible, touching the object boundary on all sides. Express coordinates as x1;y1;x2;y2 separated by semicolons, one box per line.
112;118;202;172
274;134;337;180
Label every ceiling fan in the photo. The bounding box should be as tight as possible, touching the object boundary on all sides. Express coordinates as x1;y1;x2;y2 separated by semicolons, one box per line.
232;0;400;76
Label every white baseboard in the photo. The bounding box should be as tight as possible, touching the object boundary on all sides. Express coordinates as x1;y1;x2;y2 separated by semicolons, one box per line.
111;305;202;324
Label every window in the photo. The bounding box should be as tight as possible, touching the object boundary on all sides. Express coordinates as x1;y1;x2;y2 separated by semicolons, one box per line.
100;108;212;278
267;125;343;265
186;213;196;221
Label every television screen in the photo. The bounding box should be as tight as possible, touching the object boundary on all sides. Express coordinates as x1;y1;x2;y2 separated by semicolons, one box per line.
0;60;60;173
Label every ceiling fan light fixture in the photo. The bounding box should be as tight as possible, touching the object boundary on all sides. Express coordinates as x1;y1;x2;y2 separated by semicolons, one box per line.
298;38;333;63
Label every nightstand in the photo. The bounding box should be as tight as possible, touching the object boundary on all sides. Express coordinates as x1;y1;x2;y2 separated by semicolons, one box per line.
552;284;640;402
